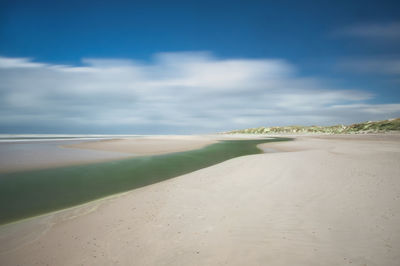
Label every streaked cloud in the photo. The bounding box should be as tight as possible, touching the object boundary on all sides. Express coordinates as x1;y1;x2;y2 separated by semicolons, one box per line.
331;104;400;114
337;57;400;76
0;52;399;133
334;22;400;39
0;56;48;69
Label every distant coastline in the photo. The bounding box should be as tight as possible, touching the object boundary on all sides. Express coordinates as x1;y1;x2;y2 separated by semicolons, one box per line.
224;118;400;135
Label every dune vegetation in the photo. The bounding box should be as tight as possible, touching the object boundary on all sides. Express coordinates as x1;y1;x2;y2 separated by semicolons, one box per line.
225;118;400;134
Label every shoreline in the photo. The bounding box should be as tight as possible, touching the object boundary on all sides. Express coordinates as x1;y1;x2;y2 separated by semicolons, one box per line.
0;137;285;225
0;135;219;173
1;134;399;265
62;135;219;156
0;134;276;173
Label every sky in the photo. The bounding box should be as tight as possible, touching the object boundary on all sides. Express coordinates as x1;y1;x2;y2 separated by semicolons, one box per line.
0;0;400;134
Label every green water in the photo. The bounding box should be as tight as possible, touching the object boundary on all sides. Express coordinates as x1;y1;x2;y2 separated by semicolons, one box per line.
0;138;291;225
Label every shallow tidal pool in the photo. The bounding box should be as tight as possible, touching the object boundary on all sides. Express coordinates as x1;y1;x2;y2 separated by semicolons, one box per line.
0;137;291;224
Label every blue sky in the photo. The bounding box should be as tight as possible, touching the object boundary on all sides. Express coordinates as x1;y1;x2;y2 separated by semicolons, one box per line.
0;0;400;133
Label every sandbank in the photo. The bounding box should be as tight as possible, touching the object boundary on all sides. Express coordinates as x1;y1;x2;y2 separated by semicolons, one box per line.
0;135;217;173
63;135;218;155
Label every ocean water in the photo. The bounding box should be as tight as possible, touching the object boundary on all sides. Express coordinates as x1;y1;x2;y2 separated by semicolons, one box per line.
0;137;291;224
0;134;144;142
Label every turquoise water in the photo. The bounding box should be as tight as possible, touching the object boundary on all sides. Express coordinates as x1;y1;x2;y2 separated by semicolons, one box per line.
0;138;291;225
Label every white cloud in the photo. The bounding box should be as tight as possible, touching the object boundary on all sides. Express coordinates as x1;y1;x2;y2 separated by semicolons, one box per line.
0;52;399;133
0;56;47;69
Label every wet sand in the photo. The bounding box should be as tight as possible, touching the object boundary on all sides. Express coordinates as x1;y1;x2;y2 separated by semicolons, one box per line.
0;135;217;173
64;135;218;155
1;134;400;265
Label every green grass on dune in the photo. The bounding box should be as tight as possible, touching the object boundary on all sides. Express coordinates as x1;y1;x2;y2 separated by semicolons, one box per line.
225;118;400;134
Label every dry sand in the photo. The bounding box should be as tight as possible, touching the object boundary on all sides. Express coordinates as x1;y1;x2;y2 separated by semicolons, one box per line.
1;134;400;265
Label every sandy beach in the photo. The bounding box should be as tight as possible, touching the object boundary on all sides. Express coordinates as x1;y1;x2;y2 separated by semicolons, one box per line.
1;134;400;265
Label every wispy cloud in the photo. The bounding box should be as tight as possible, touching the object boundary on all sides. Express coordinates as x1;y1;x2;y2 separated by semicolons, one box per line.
334;22;400;39
337;57;400;75
0;56;48;68
0;52;398;133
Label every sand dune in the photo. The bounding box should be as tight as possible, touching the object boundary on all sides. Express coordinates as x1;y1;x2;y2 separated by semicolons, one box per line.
1;134;399;265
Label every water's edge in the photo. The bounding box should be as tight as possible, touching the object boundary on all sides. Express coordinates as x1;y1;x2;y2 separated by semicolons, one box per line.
0;137;292;225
